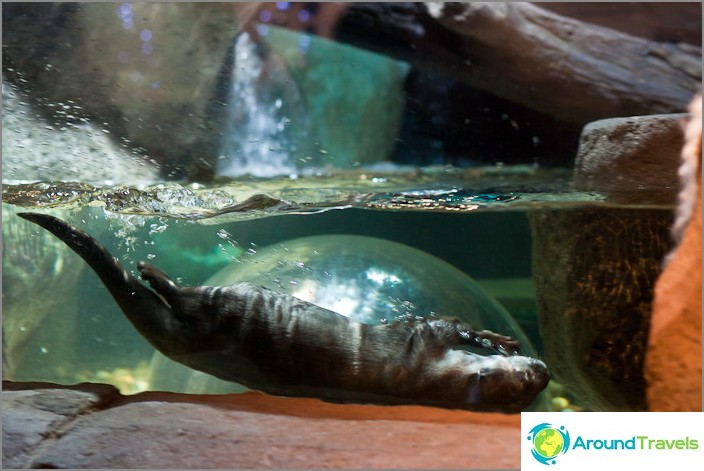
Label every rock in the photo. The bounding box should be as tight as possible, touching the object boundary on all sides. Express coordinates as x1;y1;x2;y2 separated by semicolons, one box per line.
573;113;688;205
2;3;258;180
528;206;673;411
2;381;521;469
216;26;408;177
560;106;702;411
1;382;119;469
1;78;159;184
3;5;405;180
248;3;349;39
645;95;702;411
535;3;702;46
335;3;701;126
263;26;409;169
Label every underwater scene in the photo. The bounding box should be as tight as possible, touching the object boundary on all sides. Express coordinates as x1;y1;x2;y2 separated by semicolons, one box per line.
1;171;675;413
2;2;698;419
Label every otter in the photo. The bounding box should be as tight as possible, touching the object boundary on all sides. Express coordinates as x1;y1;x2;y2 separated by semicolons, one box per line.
18;212;549;413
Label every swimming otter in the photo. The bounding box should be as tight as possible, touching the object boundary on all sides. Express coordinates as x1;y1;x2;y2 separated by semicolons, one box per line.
18;212;549;413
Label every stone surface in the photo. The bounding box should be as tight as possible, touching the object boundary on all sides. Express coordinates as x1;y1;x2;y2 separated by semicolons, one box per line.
2;381;521;469
265;26;409;169
2;3;258;180
535;2;702;46
645;95;702;411
1;382;120;468
361;2;701;126
528;206;673;411
215;27;408;177
1;78;159;184
573;113;688;205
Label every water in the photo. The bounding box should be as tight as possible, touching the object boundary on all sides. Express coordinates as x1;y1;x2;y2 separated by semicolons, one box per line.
2;0;696;424
217;33;312;177
1;167;675;412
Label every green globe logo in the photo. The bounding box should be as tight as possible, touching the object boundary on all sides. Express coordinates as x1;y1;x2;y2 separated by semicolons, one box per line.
527;423;570;465
535;429;564;458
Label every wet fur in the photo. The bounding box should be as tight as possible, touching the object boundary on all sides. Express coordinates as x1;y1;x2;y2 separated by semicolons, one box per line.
18;212;549;412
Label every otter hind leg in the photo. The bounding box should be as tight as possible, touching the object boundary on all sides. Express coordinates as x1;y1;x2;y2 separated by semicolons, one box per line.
137;261;180;301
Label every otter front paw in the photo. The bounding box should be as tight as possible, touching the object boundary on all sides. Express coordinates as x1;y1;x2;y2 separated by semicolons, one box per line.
459;329;522;356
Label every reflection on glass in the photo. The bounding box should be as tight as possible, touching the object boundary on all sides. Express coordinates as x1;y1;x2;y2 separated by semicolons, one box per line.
149;234;536;395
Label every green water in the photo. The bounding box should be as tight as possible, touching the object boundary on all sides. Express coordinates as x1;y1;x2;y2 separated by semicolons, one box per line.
1;168;674;412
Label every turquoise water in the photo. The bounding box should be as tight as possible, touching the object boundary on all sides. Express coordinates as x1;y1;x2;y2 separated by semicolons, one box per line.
1;168;674;412
0;1;692;416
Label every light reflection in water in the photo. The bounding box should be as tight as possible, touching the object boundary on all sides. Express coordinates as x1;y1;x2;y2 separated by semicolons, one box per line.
217;33;308;177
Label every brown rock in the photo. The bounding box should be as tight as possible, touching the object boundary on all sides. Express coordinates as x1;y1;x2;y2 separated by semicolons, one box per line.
529;206;673;411
2;381;521;469
573;113;688;205
646;95;703;411
336;3;701;126
535;3;702;46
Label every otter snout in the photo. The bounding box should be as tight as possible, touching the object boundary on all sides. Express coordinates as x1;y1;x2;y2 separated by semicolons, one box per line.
464;355;550;413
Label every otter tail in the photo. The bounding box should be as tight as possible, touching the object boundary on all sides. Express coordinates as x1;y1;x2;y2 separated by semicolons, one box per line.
17;212;174;343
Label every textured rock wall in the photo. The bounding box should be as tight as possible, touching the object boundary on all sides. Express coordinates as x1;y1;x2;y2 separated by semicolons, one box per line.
2;3;258;180
529;207;673;411
645;95;702;411
573;114;687;205
2;381;522;469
